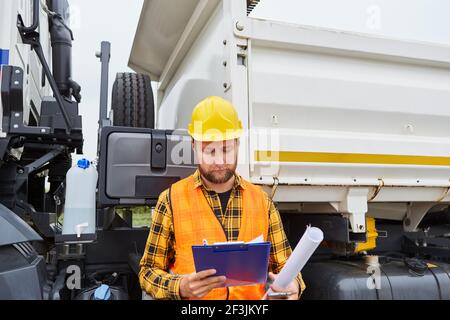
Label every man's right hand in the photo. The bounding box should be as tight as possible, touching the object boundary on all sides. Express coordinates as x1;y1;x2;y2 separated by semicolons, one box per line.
179;269;227;299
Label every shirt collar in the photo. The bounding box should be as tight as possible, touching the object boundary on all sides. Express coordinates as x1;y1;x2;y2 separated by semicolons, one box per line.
192;168;245;191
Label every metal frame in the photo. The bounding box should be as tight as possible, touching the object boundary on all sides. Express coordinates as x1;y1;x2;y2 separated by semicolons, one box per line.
17;0;72;133
97;41;112;129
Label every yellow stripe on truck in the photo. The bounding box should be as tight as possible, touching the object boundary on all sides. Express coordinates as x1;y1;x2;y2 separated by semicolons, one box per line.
254;151;450;166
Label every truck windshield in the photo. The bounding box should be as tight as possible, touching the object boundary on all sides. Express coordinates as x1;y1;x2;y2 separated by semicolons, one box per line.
250;0;450;46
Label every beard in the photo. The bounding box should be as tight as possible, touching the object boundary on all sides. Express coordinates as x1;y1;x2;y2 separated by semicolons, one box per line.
199;163;237;184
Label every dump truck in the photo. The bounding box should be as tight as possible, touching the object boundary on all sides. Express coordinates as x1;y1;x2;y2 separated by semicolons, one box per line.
1;0;450;300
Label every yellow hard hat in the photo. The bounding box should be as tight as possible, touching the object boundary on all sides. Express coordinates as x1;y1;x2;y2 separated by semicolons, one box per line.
188;96;243;142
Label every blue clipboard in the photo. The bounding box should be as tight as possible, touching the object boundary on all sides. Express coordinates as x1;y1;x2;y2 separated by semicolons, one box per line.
192;242;271;287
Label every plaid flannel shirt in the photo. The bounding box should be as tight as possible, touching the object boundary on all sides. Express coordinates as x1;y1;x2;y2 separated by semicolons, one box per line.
139;169;306;299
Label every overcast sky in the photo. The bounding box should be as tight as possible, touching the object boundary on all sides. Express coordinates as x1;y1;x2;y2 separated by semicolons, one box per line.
70;0;144;161
70;0;450;161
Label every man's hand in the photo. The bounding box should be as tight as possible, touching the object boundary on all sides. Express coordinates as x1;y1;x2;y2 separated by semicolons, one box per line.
266;272;299;300
179;269;227;299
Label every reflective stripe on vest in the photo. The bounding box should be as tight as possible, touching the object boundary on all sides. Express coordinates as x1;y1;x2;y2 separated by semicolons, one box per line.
170;175;269;300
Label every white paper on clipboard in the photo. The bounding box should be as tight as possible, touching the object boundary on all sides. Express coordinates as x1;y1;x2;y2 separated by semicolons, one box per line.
212;234;264;246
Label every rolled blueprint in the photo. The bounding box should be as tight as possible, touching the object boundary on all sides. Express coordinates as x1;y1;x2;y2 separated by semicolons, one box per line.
265;225;323;297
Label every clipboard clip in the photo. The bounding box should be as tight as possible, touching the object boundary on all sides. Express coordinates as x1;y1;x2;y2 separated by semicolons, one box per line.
213;244;249;252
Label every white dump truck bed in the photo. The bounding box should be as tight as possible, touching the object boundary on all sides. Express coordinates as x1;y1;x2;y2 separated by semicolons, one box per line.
129;0;450;232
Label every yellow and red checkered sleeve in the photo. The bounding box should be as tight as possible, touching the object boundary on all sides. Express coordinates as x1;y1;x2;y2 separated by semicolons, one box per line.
266;196;306;297
139;189;183;300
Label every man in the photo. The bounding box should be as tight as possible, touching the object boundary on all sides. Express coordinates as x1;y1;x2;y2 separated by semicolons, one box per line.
139;96;305;300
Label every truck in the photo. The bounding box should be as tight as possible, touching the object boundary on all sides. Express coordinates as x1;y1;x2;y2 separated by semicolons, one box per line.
1;0;450;300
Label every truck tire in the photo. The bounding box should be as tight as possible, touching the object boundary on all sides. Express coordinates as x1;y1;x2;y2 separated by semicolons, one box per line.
111;72;154;128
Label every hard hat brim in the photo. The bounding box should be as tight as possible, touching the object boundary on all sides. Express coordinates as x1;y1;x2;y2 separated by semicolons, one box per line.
189;129;243;142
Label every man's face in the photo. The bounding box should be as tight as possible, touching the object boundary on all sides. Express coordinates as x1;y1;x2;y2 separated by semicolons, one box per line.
193;139;239;184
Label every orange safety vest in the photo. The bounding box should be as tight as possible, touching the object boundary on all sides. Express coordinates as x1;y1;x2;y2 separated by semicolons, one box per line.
170;174;269;300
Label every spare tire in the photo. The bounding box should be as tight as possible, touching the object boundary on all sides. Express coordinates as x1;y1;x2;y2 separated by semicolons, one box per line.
111;72;155;128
